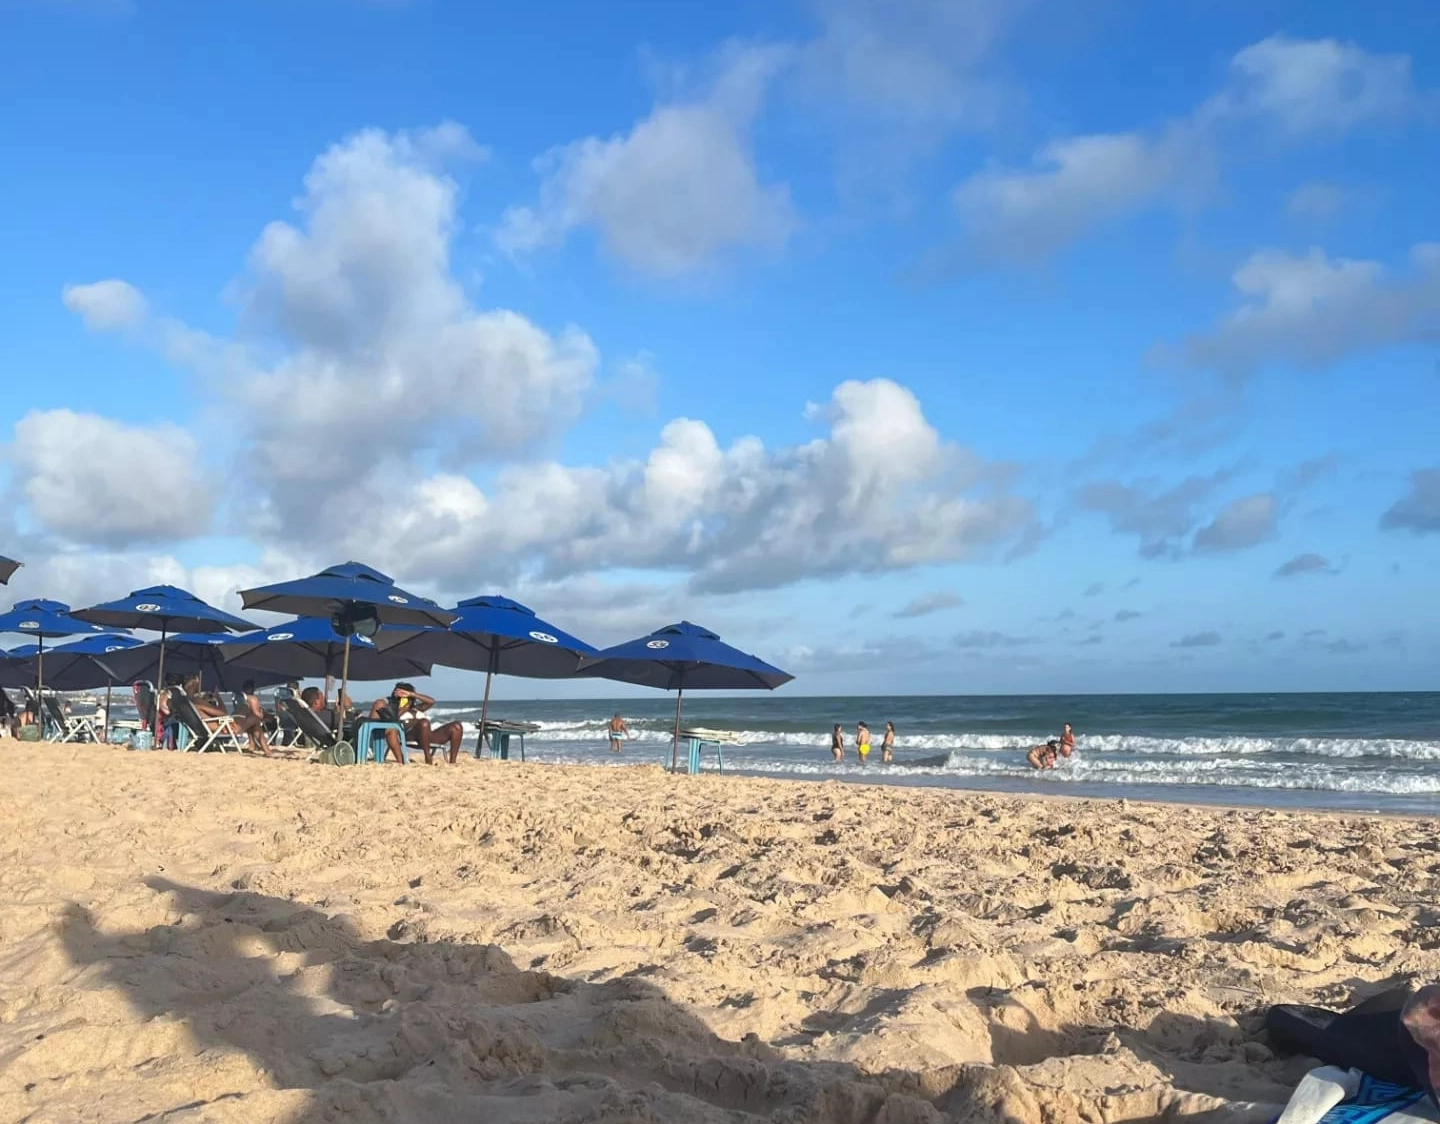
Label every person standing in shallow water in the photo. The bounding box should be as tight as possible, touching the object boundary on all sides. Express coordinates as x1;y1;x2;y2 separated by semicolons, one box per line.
856;721;872;763
607;713;629;754
830;723;844;762
881;721;895;763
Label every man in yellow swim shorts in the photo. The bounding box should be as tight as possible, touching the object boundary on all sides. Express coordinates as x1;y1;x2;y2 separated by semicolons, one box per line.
856;721;872;762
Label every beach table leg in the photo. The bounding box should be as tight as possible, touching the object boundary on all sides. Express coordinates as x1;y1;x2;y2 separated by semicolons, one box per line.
687;737;701;775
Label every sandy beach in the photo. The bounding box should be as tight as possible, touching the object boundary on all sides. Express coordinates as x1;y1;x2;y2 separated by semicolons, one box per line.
2;741;1435;1123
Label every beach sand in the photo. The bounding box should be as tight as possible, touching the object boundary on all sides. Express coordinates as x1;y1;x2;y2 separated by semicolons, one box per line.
2;741;1434;1123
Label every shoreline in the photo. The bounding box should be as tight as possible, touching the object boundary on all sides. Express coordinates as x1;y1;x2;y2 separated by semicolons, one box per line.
5;739;1435;1122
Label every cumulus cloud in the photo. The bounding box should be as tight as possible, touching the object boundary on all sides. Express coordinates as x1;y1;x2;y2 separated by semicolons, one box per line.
9;410;214;548
361;378;1036;594
953;129;1199;263
1218;36;1427;137
65;124;598;550
1381;468;1440;535
1171;631;1222;649
497;44;796;276
1274;552;1335;578
1175;243;1440;375
61;279;147;331
1193;493;1277;552
893;590;964;619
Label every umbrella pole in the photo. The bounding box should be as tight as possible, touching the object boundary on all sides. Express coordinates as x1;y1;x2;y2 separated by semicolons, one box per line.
478;646;496;757
338;635;352;725
154;625;168;740
36;636;44;731
104;680;113;743
671;687;684;774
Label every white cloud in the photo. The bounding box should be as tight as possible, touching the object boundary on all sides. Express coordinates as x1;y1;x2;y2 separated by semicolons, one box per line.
345;378;1034;594
1220;35;1425;137
8;410;214;548
1177;243;1440;374
950;34;1428;262
1193;493;1277;552
61;280;146;331
497;44;796;277
953;129;1198;263
1076;472;1231;559
64;124;598;548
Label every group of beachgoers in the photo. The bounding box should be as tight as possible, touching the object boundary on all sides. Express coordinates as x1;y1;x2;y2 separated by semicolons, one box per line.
1027;723;1076;769
135;677;469;763
830;721;895;763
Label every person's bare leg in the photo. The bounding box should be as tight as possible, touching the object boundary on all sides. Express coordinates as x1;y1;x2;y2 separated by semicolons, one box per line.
437;722;463;763
385;729;404;763
1402;985;1440;1092
410;719;435;764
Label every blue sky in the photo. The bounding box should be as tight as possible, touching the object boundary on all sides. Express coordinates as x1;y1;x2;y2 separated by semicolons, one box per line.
0;0;1437;697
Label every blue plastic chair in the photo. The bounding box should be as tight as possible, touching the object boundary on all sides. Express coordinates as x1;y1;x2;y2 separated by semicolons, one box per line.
354;720;407;763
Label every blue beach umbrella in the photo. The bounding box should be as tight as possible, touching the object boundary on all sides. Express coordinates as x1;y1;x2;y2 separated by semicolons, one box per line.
0;599;108;698
0;633;143;691
375;594;597;736
238;562;456;718
0;556;19;585
99;633;289;693
74;586;257;725
576;621;793;771
218;617;434;683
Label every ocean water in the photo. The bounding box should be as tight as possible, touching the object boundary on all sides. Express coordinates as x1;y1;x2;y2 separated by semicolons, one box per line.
424;693;1440;815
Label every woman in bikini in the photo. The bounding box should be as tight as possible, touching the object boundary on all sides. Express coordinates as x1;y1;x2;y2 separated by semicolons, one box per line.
881;721;895;763
830;723;844;762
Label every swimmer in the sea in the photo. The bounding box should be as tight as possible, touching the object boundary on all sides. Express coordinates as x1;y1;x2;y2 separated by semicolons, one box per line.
881;721;895;763
830;723;844;762
856;721;872;763
1026;740;1059;770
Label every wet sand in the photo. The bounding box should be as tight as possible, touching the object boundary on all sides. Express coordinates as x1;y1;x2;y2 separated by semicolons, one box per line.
2;739;1432;1123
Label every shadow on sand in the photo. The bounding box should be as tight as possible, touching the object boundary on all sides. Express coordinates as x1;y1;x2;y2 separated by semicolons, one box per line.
51;877;1003;1123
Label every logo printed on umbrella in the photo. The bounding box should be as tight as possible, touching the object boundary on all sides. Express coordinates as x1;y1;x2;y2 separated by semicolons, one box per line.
387;595;409;604
104;645;125;652
268;633;294;642
646;640;669;649
529;631;558;644
135;603;162;612
18;621;38;629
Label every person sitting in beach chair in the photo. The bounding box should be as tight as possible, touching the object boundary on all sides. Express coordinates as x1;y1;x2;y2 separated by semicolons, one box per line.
0;688;18;738
185;674;270;756
368;682;464;764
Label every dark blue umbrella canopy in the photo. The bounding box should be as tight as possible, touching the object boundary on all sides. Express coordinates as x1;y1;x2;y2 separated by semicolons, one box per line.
0;598;109;640
0;556;18;585
99;633;288;692
576;621;793;691
375;594;597;736
0;634;143;690
238;562;457;627
218;617;434;682
577;621;793;771
375;595;596;676
0;599;109;696
73;585;255;634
